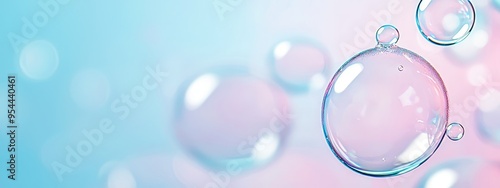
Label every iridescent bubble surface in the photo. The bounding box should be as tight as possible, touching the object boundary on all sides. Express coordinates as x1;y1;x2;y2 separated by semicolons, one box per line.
416;0;475;45
19;40;59;80
376;25;399;47
322;25;449;177
446;123;464;141
270;40;330;92
418;159;500;188
175;67;291;170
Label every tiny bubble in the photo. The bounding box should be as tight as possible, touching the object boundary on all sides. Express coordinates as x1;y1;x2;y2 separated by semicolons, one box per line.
398;65;404;71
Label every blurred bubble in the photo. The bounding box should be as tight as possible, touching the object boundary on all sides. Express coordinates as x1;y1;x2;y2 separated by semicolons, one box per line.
494;0;500;10
70;69;110;110
172;154;214;188
323;25;450;177
175;67;292;171
416;0;475;46
418;158;500;188
100;155;184;187
270;39;331;93
446;123;464;141
477;89;500;144
107;166;136;188
232;150;341;188
466;65;489;86
19;40;59;80
447;11;489;62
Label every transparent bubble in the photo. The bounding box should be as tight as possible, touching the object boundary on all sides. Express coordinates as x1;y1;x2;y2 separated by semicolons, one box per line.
270;39;330;92
376;25;399;47
19;40;59;80
418;158;500;188
476;89;500;144
322;25;449;177
416;0;475;45
446;123;464;141
175;67;292;171
398;65;404;72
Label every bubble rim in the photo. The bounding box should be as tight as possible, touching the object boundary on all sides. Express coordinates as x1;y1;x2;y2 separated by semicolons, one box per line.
321;45;449;177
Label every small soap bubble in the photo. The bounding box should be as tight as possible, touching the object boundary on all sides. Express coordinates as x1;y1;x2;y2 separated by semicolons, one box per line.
446;123;464;141
376;25;400;47
416;0;475;45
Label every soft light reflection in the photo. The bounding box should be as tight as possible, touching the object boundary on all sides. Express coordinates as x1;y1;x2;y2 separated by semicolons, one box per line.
184;74;219;110
334;63;363;93
419;0;431;11
479;89;500;113
399;86;419;107
452;24;470;40
397;133;430;163
442;13;460;32
252;133;280;161
310;73;326;90
107;167;137;188
472;30;488;48
273;41;291;60
424;168;458;188
466;65;488;86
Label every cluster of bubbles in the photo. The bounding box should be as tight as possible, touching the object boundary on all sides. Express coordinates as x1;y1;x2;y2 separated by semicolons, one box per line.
20;0;484;181
320;0;479;177
173;39;332;172
322;25;463;177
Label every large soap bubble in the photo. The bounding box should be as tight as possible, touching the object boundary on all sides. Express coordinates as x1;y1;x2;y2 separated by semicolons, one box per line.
322;25;461;177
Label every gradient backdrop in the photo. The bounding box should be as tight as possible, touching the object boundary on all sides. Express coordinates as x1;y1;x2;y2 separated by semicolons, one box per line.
1;0;500;187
